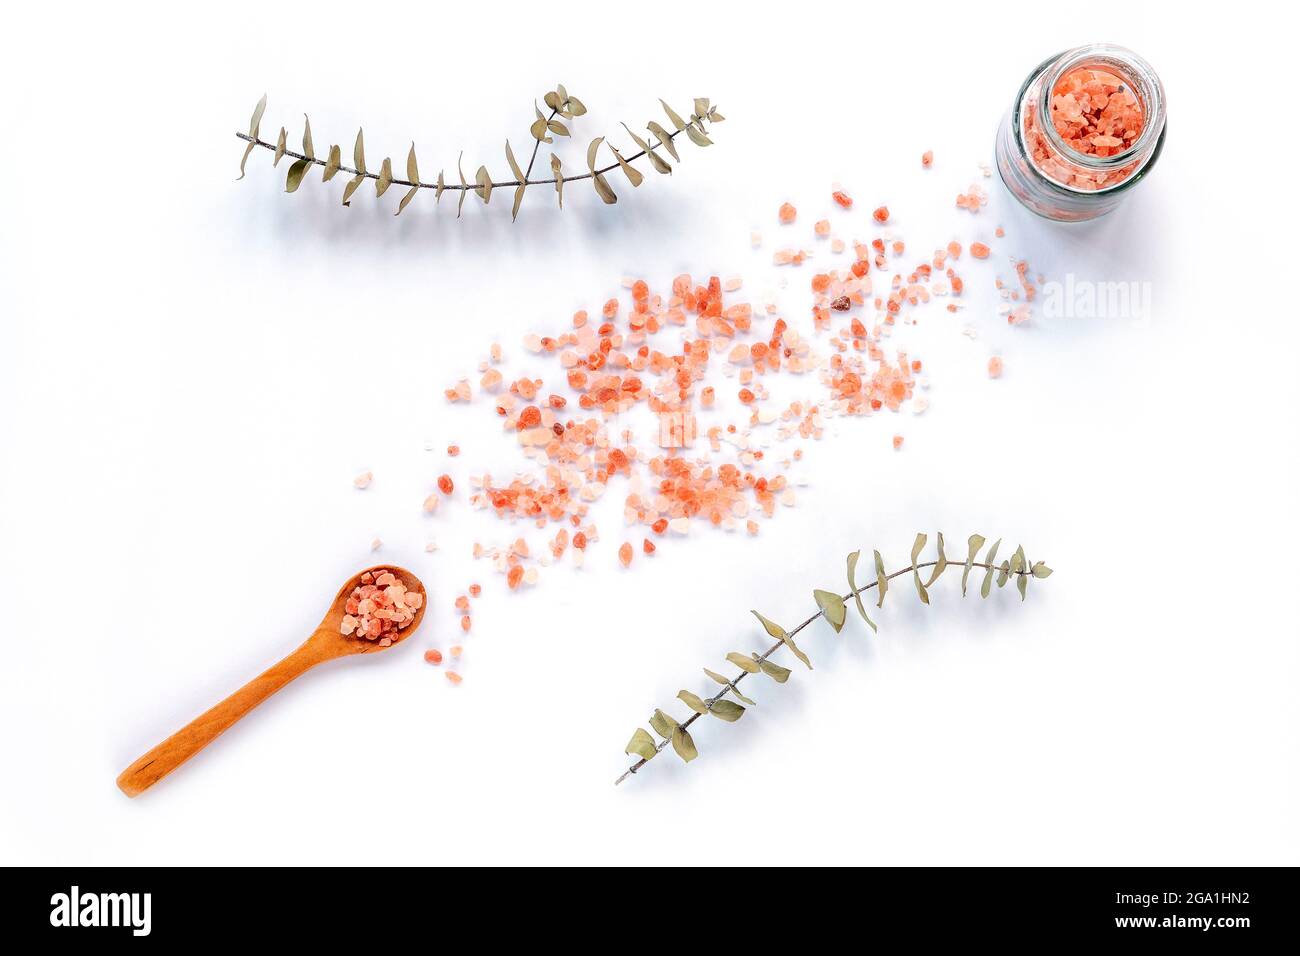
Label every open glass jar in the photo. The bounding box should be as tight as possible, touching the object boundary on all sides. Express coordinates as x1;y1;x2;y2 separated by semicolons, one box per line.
995;43;1166;222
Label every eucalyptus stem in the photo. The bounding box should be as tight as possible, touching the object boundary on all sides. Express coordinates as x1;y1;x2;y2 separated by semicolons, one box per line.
234;121;689;191
614;559;1032;786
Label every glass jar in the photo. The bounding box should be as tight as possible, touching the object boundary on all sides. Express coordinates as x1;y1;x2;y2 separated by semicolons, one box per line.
995;43;1166;222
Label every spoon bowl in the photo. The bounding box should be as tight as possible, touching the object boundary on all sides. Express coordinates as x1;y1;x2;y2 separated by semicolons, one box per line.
116;564;426;798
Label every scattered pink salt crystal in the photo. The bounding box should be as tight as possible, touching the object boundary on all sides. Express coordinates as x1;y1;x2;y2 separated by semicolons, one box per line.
353;471;373;489
445;671;463;685
778;202;797;224
814;219;831;238
921;150;934;168
988;356;1004;379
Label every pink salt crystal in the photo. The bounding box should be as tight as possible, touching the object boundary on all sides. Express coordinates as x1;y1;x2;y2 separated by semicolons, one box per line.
1008;304;1031;325
424;648;443;665
445;671;463;685
353;471;373;489
815;219;831;238
892;435;904;450
778;202;797;224
988;356;1004;379
370;538;382;551
921;150;933;168
423;493;440;514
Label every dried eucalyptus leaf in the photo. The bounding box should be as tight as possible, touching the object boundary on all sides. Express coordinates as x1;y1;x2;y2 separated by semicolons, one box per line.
758;658;791;683
997;561;1010;588
1010;545;1026;575
925;532;948;587
1017;569;1029;601
273;127;287;166
353;128;366;175
550;153;564;209
813;589;847;633
625;727;657;760
703;667;730;685
565;95;587;116
531;102;552;143
435;170;445;202
609;145;644;187
620;123;672;174
671;725;698;763
323;144;341;181
910;532;931;603
237;141;256;180
846;550;876;632
543;90;560;111
646;121;679;162
751;610;786;640
407;142;419;183
710;700;744;722
725;652;760;673
784;633;812;670
592;172;617;204
341;173;364;206
475;165;492;204
396;185;419;216
874;550;889;608
376;157;393;197
694;97;710;117
962;534;986;596
660;99;688;131
685;125;713;147
456;153;467;217
677;690;708;715
302;115;314;160
285;158;311;193
980;539;1001;599
586;136;604;172
729;687;756;706
1031;561;1053;579
504;139;523;181
248;93;267;138
649;708;677;739
511;184;525;222
547;119;569;137
708;108;725;122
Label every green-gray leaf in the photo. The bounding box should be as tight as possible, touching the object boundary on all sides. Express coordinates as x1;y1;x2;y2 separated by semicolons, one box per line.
874;550;889;608
285;158;311;193
302;114;314;160
962;533;986;596
660;99;688;131
678;690;708;715
710;700;744;722
671;725;698;762
649;708;677;739
625;728;657;760
621;123;671;174
475;164;492;204
273;127;287;166
1031;561;1053;579
323;144;341;182
726;652;760;673
703;667;730;685
341;173;364;206
729;687;756;706
396;186;419;216
406;142;419;183
751;610;786;640
375;157;393;197
647;121;680;161
846;550;877;632
248;93;267;138
685;125;713;147
353;128;365;175
981;539;1001;598
758;658;791;683
592;172;618;204
813;589;847;632
609;145;644;187
924;532;948;587
504;140;523;181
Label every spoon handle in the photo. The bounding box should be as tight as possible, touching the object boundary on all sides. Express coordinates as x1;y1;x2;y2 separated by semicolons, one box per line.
116;638;330;798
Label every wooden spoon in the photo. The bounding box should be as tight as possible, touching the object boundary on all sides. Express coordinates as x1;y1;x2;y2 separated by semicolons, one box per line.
116;565;426;798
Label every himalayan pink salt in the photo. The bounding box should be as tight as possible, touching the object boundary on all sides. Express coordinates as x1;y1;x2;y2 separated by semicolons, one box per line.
832;190;853;209
643;538;655;555
437;474;454;495
921;150;933;168
353;471;373;489
892;435;904;450
872;206;890;224
445;671;463;685
988;356;1004;379
460;615;471;632
447;444;460;456
341;569;422;643
468;583;481;597
618;542;633;567
424;649;443;665
970;242;991;259
778;202;797;224
814;219;831;238
423;493;440;513
1050;67;1143;156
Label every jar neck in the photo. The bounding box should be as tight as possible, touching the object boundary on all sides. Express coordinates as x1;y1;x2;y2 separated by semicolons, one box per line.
1034;43;1166;180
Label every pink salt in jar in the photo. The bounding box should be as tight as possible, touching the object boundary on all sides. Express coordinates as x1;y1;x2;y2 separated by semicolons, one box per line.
996;43;1166;222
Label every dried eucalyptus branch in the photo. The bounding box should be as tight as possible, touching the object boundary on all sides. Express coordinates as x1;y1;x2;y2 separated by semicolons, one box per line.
235;85;724;220
616;533;1054;785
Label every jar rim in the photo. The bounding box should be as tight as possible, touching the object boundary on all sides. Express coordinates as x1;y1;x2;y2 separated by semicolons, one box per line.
1039;43;1166;173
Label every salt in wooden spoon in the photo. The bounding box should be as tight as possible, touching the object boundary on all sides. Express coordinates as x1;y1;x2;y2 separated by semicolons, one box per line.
116;565;426;798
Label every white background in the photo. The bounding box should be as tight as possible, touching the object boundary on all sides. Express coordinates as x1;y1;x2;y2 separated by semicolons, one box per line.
2;1;1296;866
